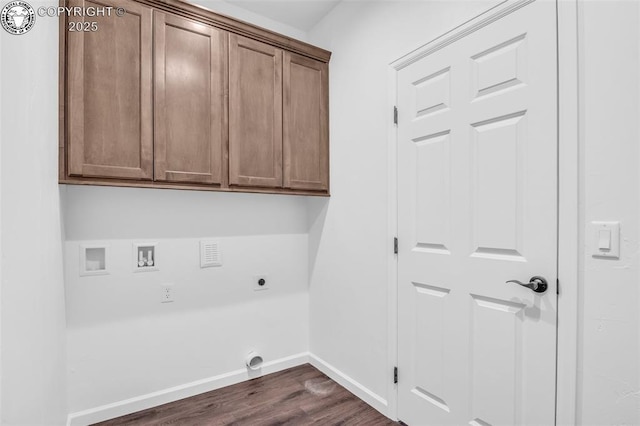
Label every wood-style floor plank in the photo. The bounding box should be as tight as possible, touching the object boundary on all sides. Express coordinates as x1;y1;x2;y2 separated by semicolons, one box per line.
94;364;398;426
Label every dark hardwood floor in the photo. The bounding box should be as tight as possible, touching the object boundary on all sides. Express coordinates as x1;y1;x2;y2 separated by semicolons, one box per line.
95;364;398;425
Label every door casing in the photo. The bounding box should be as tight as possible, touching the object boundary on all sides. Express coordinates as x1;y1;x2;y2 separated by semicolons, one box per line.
385;0;580;423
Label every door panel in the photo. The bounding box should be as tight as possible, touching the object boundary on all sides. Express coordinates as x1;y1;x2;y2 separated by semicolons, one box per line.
397;2;557;425
67;0;152;180
414;131;451;253
470;294;526;426
154;12;227;184
471;111;526;258
228;34;283;188
283;52;329;191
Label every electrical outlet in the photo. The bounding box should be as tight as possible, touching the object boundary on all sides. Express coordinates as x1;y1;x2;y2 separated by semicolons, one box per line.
253;275;269;291
161;284;174;303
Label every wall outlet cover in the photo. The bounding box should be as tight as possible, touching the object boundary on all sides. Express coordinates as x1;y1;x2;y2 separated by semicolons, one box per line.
161;284;174;303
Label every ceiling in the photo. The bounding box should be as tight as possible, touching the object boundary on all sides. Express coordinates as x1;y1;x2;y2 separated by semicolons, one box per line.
222;0;341;31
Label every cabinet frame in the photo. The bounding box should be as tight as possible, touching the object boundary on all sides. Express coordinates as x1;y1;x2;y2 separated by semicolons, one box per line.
59;0;331;196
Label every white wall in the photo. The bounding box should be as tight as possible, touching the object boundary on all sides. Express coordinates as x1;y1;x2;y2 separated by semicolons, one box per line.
63;187;311;420
63;1;516;421
0;16;3;423
577;2;640;424
3;0;637;424
0;1;68;424
309;1;640;423
0;13;4;423
196;0;307;40
307;0;500;414
61;2;313;421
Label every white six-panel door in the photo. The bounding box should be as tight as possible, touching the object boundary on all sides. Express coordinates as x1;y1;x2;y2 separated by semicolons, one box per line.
397;1;557;425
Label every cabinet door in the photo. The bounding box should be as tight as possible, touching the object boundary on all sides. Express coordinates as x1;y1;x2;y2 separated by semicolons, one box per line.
229;35;283;188
283;52;329;191
67;0;153;180
154;12;227;185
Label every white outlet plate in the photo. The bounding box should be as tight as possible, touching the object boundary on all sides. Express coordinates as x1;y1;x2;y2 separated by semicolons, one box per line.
253;274;269;291
161;284;174;303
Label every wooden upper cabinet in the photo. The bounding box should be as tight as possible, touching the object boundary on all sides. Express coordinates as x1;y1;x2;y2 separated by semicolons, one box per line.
67;0;153;180
283;52;329;191
228;34;283;188
62;0;331;195
154;12;227;185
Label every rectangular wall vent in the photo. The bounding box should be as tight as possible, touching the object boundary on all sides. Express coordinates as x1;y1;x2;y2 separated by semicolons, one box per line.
200;240;222;268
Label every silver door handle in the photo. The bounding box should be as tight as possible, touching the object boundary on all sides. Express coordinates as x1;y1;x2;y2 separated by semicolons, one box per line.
506;276;548;293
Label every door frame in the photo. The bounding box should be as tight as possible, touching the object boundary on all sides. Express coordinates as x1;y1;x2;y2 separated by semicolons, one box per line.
386;0;580;423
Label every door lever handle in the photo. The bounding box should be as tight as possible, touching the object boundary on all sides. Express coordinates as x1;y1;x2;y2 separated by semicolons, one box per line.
506;276;548;293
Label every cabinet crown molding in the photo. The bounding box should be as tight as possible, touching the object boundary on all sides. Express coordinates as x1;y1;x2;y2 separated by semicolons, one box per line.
136;0;332;63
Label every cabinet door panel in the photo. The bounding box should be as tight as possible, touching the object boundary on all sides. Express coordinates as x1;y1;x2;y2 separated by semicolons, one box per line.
229;35;283;188
283;52;329;191
67;0;152;180
154;12;227;185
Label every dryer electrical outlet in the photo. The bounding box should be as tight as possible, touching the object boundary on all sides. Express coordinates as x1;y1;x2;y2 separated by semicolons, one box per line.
254;275;269;291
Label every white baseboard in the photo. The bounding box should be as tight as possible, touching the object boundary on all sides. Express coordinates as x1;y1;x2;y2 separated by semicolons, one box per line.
67;352;391;425
66;352;309;426
308;353;389;417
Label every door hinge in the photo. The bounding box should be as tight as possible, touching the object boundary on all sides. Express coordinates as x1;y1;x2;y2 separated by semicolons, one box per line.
393;106;398;125
556;278;560;295
394;237;398;254
394;366;398;384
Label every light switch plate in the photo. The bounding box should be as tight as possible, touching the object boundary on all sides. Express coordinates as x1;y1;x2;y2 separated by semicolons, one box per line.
592;221;620;259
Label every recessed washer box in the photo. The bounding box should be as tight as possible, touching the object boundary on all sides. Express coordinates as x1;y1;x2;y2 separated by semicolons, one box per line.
80;244;109;276
133;242;158;272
